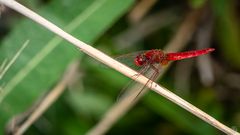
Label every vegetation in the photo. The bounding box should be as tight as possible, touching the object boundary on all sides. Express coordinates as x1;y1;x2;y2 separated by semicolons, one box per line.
0;0;239;134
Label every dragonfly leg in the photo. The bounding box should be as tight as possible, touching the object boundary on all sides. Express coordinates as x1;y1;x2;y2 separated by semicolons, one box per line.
131;64;150;79
117;64;150;101
150;64;159;75
149;64;160;87
132;65;160;100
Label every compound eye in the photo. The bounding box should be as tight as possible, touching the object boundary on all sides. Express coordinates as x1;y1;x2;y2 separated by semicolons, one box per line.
134;55;145;66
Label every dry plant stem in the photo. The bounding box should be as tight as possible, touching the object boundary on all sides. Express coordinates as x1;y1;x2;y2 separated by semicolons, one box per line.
114;10;178;49
128;0;157;23
0;1;238;135
13;62;79;135
164;9;203;52
196;14;214;86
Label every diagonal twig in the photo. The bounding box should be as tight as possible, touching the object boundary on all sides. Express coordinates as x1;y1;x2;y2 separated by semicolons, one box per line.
0;0;238;135
128;0;157;23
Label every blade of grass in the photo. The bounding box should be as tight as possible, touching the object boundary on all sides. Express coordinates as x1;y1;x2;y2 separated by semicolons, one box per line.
0;59;7;75
0;40;29;80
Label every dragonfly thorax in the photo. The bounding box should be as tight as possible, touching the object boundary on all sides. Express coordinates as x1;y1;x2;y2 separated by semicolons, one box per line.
134;50;167;66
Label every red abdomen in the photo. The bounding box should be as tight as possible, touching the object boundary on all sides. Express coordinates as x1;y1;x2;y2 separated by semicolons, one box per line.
166;48;215;61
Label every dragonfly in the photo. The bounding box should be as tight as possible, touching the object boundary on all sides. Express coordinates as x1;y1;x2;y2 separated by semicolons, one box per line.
117;48;215;100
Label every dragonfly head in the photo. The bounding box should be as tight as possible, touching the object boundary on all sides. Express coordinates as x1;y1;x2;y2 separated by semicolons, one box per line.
134;54;147;66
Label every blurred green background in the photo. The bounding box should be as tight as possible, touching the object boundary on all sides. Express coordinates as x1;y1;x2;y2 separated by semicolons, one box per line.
0;0;239;134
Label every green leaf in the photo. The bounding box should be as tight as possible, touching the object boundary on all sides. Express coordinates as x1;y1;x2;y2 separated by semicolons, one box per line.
0;0;134;132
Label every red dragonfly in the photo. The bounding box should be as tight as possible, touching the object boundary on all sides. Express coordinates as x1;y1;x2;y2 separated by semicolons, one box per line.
117;48;215;99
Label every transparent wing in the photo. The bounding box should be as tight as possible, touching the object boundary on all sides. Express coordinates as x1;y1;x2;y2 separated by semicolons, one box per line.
99;50;146;70
115;50;147;70
117;63;163;101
